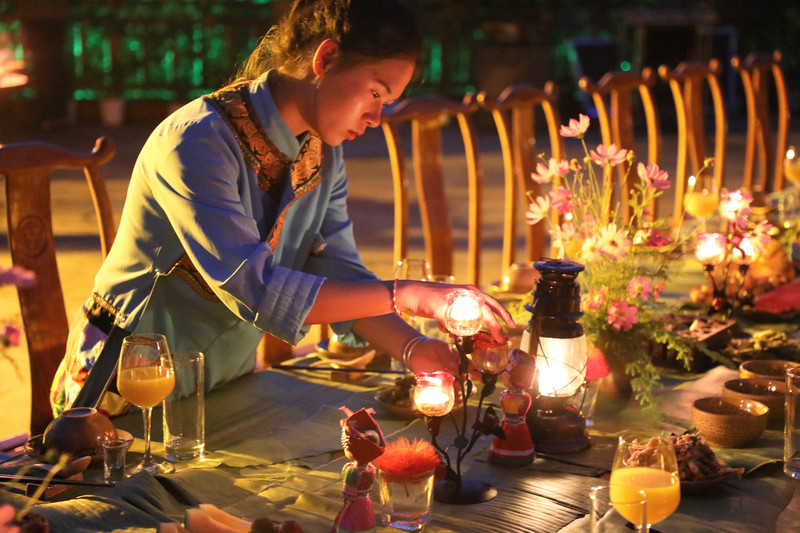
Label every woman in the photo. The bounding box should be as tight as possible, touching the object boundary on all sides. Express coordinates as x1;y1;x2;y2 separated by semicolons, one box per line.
50;0;514;416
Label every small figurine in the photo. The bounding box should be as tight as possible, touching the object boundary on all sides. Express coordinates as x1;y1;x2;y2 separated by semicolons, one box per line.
489;348;536;465
331;407;385;533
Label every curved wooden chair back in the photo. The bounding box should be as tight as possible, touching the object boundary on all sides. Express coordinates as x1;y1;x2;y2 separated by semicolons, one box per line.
0;137;116;436
579;69;661;221
659;59;728;224
731;50;790;192
477;82;565;271
381;95;482;285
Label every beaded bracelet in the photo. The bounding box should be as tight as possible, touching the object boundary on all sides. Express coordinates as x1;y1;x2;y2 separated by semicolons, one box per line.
392;278;401;314
401;335;425;369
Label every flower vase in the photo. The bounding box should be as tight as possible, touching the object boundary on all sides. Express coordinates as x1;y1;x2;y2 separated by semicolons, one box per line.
597;362;633;398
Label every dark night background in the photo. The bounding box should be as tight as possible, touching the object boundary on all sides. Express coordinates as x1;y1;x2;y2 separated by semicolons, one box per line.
0;0;798;132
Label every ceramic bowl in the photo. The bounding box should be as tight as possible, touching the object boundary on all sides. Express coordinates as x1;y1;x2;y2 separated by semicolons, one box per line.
722;377;786;421
739;359;800;381
692;396;769;448
42;407;117;461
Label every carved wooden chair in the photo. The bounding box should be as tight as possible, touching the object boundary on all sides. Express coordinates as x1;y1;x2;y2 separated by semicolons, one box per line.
659;59;728;224
0;137;116;436
579;69;661;221
731;50;790;192
381;94;483;285
477;82;565;269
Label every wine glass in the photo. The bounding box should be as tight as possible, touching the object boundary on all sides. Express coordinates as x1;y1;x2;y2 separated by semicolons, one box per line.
784;146;800;216
117;333;175;475
610;434;680;532
684;173;719;232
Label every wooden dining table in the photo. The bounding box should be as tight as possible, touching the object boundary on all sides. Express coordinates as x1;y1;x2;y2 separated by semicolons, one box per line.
1;342;798;533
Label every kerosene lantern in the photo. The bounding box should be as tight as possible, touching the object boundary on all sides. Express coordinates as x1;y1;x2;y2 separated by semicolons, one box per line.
522;259;591;454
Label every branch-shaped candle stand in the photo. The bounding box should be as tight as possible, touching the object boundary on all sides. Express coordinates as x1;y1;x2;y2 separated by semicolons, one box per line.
695;231;759;318
413;289;506;505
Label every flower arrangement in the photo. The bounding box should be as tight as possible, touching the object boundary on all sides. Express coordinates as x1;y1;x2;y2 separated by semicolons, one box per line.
525;114;720;406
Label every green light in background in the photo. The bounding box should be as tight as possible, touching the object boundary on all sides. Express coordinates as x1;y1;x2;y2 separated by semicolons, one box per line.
72;24;84;77
427;40;442;84
620;61;631;72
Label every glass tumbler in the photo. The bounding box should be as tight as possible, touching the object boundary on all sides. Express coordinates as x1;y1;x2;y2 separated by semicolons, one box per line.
378;468;436;532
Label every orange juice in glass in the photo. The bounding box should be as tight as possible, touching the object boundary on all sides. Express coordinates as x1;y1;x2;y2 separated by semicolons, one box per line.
117;333;175;475
684;174;719;231
611;435;680;531
117;366;175;408
610;466;680;525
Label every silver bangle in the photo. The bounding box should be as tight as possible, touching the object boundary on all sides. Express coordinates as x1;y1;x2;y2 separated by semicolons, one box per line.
401;335;425;369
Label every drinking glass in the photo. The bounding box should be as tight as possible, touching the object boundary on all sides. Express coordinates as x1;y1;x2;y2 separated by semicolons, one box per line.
784;146;800;216
117;333;175;475
392;258;432;282
610;434;680;531
683;173;719;232
590;484;648;532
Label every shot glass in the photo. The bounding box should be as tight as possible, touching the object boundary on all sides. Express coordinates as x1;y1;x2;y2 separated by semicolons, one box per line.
590;484;648;532
102;434;132;481
163;350;205;461
378;468;435;532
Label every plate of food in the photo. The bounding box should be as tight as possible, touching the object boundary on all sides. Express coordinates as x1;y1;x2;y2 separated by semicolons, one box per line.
375;375;420;418
669;433;745;493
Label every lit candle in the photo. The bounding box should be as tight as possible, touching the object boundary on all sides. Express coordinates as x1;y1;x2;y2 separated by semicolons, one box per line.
695;233;727;266
535;336;587;398
471;336;510;374
414;371;456;417
732;234;757;265
443;289;483;337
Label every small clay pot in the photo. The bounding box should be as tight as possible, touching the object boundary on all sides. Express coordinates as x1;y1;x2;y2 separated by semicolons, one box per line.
42;407;117;461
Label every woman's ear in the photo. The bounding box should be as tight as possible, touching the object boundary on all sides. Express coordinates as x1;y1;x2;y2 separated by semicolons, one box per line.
312;39;340;77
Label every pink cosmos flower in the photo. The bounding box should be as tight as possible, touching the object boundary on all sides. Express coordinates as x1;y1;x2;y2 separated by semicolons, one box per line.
653;280;665;300
526;196;551;225
560;114;590;138
751;219;774;252
590;144;629;168
0;265;36;287
607;300;638;331
637;162;670;190
549;187;575;215
531;158;571;184
0;504;20;533
720;188;753;228
636;228;672;248
583;288;606;311
597;223;631;261
627;276;653;301
0;325;21;347
551;221;576;258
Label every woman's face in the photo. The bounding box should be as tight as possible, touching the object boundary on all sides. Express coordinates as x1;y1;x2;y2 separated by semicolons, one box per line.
313;56;415;146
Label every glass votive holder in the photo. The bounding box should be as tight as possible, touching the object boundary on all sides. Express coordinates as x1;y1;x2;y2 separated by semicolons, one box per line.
590;484;648;533
102;434;132;481
378;468;436;532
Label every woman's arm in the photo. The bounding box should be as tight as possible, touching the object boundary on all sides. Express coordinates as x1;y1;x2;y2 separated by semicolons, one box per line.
306;279;515;344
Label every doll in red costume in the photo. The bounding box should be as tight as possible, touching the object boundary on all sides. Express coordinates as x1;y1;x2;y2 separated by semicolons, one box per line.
331;407;386;533
489;347;536;465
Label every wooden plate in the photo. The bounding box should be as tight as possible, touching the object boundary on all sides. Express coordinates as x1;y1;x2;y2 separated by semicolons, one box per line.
25;429;134;464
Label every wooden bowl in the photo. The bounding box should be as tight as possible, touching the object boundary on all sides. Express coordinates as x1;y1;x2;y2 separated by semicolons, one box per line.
722;378;786;421
692;396;769;448
739;359;800;381
42;407;117;462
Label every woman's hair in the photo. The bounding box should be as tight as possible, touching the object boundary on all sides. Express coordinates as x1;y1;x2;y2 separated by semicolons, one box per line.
235;0;422;82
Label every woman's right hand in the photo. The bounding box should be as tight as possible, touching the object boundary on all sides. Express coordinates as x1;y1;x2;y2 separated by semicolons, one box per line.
395;280;515;344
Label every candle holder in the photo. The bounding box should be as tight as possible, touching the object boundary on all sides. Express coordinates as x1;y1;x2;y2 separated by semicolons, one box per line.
522;259;591;455
695;232;730;316
414;289;506;505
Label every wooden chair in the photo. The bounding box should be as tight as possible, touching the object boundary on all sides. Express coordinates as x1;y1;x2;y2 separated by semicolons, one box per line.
477;82;565;270
0;137;116;436
381;94;483;285
579;69;661;221
731;50;790;192
659;59;728;224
